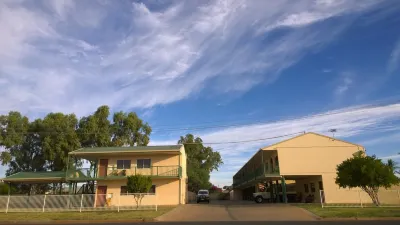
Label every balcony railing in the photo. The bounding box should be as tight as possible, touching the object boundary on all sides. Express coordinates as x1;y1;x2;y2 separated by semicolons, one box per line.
232;163;280;188
66;166;181;181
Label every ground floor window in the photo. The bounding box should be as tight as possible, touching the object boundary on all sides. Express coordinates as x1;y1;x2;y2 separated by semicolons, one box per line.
310;183;315;193
120;185;156;194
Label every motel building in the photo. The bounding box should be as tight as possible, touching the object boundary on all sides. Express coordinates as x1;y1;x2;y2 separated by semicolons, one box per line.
232;132;369;204
2;145;188;210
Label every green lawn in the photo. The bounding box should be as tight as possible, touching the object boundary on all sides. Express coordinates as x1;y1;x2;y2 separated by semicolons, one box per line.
296;204;400;218
0;207;174;221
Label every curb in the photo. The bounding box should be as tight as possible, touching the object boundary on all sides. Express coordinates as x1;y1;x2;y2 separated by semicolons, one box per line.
322;217;400;221
297;208;322;221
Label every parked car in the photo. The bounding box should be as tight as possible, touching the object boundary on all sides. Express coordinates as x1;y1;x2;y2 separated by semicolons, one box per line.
253;192;271;203
197;189;210;203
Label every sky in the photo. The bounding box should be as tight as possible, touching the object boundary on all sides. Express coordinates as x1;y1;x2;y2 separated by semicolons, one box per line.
1;0;400;187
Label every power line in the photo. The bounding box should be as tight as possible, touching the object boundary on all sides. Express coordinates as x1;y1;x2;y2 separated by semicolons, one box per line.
183;132;304;145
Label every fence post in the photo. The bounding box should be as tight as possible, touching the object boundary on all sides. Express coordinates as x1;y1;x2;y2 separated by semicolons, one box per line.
319;190;324;208
79;194;83;212
118;194;120;212
358;191;363;208
5;195;10;213
42;195;47;212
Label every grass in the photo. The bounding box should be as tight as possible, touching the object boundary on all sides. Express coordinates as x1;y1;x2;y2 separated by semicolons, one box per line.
296;204;400;218
0;207;175;221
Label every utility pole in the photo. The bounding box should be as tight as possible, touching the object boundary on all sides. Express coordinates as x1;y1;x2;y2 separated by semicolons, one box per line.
329;129;337;137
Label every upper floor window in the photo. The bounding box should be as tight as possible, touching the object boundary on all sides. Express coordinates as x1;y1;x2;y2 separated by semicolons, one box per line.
304;184;309;193
117;160;131;169
137;159;151;168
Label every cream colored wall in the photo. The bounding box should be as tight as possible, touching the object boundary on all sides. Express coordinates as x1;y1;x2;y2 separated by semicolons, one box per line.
97;178;181;205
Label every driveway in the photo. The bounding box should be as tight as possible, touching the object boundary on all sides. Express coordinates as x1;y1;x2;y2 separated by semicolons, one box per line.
156;201;317;221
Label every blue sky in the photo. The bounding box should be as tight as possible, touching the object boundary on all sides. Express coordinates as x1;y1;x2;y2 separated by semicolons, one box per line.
1;0;400;186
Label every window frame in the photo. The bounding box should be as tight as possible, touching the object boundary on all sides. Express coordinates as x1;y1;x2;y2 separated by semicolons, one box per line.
116;160;131;169
137;159;151;169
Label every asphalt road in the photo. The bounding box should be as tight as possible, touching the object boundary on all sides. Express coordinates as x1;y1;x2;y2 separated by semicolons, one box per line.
10;221;400;225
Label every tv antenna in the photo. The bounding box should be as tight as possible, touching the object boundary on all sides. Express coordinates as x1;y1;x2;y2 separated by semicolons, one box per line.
329;129;337;137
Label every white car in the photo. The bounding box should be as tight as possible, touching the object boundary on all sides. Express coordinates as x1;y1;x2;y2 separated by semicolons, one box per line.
197;189;210;203
253;192;271;203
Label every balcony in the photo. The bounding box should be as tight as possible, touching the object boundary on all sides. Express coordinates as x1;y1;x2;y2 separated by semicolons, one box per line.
232;163;280;188
66;166;181;181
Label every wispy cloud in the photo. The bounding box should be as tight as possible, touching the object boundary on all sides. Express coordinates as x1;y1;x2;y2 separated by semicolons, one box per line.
0;0;389;116
334;72;354;96
362;132;400;146
388;38;400;73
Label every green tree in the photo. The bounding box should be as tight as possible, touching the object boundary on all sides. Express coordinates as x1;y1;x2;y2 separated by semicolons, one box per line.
111;111;152;147
77;105;112;148
126;175;152;208
335;151;400;206
41;113;81;171
178;134;223;192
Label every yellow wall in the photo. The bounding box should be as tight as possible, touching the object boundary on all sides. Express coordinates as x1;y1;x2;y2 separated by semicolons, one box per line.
97;178;181;206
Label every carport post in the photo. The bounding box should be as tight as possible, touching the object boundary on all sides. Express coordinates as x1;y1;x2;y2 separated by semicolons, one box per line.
79;194;83;212
281;176;287;203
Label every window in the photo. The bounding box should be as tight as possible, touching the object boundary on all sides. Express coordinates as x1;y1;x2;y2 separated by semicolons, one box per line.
120;186;128;194
120;185;155;194
137;159;151;168
304;184;309;193
117;160;131;169
310;183;316;193
318;181;324;190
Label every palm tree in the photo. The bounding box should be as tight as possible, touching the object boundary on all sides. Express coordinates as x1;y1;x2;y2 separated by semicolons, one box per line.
387;158;399;175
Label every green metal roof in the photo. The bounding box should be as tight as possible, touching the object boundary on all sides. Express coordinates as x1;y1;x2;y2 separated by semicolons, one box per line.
69;145;182;154
3;171;66;182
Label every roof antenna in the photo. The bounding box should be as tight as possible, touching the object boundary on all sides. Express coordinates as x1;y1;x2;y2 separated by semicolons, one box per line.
329;129;337;138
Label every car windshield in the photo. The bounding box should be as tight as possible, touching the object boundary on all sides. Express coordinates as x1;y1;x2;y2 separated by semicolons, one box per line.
198;191;208;195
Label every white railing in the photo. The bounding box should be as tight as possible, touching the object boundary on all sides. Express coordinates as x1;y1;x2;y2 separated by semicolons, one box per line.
320;189;400;208
0;193;157;213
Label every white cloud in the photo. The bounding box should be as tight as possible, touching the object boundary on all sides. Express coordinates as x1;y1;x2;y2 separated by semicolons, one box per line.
151;102;400;186
362;132;400;146
0;0;388;116
388;38;400;73
335;72;354;96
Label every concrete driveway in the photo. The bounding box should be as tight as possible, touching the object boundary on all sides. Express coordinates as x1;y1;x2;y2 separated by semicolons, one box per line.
156;201;318;222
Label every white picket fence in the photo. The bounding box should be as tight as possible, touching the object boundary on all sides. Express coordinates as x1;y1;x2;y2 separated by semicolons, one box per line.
320;190;400;208
0;193;157;213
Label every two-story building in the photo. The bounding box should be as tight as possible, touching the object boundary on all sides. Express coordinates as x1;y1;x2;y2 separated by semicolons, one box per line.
3;145;188;207
232;132;365;204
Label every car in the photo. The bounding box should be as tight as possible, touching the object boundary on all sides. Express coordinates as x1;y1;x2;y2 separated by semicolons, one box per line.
197;189;210;203
253;192;271;203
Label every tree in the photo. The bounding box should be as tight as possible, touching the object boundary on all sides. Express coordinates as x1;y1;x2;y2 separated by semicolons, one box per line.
126;175;152;208
178;134;223;192
41;113;81;171
335;151;400;206
77;105;112;148
111;111;151;147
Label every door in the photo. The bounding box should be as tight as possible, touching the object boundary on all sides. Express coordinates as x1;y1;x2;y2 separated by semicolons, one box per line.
99;159;108;177
96;186;107;207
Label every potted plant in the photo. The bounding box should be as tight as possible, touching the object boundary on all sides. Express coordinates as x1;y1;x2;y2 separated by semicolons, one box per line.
121;169;127;176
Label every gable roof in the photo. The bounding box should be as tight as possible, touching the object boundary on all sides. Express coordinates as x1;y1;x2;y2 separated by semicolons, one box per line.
261;132;364;150
69;145;182;154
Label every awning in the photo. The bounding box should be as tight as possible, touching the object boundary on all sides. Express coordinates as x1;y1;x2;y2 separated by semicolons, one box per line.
2;171;66;183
